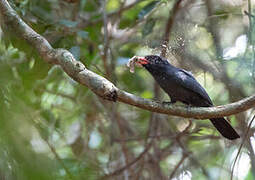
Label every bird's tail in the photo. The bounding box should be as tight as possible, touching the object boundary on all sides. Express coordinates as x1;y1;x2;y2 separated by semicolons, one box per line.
210;118;240;140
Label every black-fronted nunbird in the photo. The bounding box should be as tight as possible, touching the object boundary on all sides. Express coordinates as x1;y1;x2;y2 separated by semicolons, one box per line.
133;55;240;140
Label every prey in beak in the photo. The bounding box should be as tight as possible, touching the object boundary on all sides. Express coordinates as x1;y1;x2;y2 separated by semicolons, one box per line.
136;57;149;65
127;56;149;73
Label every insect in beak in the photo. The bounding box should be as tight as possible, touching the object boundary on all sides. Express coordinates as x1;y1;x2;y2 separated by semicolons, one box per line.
127;56;149;73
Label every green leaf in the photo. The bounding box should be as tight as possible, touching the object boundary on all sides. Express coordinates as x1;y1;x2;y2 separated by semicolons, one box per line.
80;0;87;10
0;63;13;84
41;109;56;123
107;0;120;11
32;56;51;79
70;46;80;60
245;170;255;180
77;30;89;39
138;1;159;19
59;19;78;28
142;18;156;37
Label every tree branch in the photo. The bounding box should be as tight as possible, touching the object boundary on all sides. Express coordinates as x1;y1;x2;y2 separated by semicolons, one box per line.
161;0;183;57
77;0;144;28
169;153;188;179
0;0;255;120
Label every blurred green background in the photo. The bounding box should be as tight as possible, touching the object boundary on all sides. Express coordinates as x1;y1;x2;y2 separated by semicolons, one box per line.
0;0;255;179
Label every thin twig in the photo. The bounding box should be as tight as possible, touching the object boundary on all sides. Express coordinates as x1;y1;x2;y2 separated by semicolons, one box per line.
169;153;188;179
247;0;255;81
45;140;74;179
161;0;183;57
230;113;255;180
114;107;131;179
244;10;255;18
103;109;158;179
205;0;222;59
102;141;153;179
95;97;133;179
101;0;110;78
29;115;74;179
78;0;145;28
42;89;76;102
174;121;210;178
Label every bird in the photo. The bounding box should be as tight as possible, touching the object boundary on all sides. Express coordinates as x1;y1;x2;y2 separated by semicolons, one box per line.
135;55;240;140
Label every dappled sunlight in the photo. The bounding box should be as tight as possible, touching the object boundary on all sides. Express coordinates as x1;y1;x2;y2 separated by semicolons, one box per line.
223;35;248;60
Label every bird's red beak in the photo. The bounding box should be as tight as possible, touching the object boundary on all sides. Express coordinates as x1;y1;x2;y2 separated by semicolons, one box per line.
137;57;149;65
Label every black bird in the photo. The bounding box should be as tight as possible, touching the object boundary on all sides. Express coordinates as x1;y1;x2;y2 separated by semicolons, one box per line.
136;55;240;140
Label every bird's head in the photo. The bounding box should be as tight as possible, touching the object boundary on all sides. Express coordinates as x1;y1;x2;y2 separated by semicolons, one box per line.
127;55;170;73
135;55;169;69
135;55;168;66
130;55;169;75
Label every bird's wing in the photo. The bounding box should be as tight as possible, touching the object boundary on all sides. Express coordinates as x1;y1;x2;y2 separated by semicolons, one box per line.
172;68;213;105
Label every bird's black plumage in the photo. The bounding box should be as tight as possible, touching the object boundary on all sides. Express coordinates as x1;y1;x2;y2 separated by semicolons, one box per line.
139;55;240;140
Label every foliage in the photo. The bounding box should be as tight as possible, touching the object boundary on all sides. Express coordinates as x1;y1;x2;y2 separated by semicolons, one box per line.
0;0;255;179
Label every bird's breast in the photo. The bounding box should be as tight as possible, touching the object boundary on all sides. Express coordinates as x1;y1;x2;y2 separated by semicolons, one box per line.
152;73;198;104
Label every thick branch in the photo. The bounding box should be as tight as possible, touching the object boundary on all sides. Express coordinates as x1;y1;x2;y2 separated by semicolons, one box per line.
0;0;255;119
